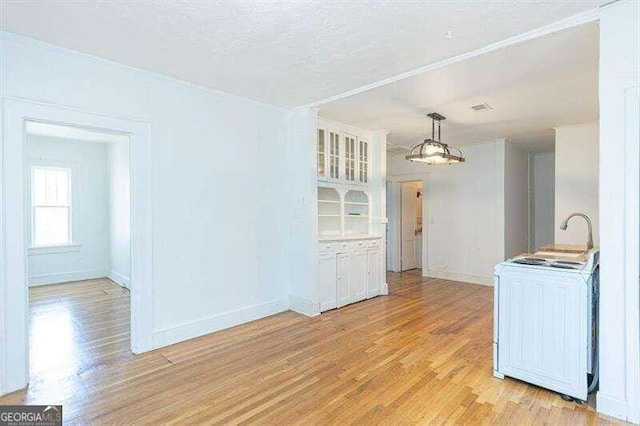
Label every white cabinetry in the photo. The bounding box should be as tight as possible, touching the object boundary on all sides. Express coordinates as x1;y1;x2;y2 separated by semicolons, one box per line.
312;117;385;317
318;187;370;238
317;124;368;186
351;250;367;302
337;252;352;308
317;239;384;312
366;247;381;297
318;252;338;311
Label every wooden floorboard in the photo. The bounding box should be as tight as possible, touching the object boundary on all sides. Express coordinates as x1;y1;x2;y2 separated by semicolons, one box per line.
0;273;624;424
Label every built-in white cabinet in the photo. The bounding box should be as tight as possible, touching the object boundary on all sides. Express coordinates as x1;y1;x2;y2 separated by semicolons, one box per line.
313;118;384;317
318;252;338;311
317;126;369;185
317;238;384;312
318;186;370;238
337;252;352;308
366;248;381;297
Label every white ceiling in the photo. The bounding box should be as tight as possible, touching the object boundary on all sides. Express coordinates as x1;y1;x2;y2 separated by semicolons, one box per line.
319;22;599;153
1;1;604;107
26;121;129;144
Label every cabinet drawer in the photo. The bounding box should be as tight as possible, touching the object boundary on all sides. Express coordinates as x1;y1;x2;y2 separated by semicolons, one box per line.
366;239;381;248
318;242;340;253
350;240;368;251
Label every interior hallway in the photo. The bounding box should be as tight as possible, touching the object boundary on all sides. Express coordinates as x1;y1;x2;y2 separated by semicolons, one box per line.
0;274;619;424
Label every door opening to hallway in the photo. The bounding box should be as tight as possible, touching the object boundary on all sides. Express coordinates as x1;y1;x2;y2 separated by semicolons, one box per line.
400;181;423;272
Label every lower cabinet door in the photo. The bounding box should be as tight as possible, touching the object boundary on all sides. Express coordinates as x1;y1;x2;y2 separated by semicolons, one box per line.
318;253;337;312
337;252;351;308
367;248;381;297
350;250;367;303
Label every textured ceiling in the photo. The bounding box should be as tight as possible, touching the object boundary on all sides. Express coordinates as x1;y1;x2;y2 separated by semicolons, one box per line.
1;0;603;107
319;22;599;153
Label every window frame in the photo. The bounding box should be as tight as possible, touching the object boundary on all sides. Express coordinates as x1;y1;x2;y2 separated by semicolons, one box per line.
28;162;79;250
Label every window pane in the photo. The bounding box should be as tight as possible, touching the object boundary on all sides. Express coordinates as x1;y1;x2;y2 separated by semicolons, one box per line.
33;168;47;205
34;206;69;245
34;167;70;206
54;169;69;205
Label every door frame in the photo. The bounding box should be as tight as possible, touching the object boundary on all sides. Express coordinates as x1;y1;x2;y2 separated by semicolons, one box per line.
0;98;153;395
386;174;427;273
400;181;421;271
623;87;640;424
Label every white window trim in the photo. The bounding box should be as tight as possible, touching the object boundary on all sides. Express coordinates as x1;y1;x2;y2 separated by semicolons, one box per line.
28;244;81;256
27;159;82;253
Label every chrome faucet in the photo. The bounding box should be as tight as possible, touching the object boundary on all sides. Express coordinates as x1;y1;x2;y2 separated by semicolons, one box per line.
560;213;594;250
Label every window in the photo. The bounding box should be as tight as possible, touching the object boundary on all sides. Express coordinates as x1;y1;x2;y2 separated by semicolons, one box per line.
32;166;72;246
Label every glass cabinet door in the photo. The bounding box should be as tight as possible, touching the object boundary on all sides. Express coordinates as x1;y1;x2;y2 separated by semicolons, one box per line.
345;135;356;182
317;129;326;178
359;140;368;183
329;131;340;179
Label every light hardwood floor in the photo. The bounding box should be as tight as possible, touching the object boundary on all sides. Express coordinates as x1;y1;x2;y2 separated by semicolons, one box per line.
0;273;622;424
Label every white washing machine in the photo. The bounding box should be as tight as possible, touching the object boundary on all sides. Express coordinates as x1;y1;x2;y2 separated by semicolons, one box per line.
493;250;599;401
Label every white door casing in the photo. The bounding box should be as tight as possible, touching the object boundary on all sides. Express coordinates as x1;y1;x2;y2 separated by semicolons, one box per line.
0;98;153;395
401;184;418;271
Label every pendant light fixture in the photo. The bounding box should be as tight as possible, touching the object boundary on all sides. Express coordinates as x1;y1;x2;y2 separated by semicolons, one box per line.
405;113;465;165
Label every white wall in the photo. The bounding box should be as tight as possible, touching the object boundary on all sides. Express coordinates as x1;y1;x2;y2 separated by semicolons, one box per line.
387;140;506;285
1;32;291;348
530;152;555;251
108;140;131;288
26;135;109;286
554;122;599;246
598;1;640;422
504;143;529;259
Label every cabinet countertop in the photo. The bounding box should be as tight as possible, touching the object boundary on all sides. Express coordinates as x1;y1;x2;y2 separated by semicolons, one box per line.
319;235;382;242
539;244;589;253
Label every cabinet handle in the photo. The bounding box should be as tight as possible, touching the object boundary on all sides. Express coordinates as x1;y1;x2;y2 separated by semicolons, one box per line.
338;275;342;280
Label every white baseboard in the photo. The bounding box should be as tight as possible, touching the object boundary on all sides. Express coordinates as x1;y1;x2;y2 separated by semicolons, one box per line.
597;392;627;421
289;295;320;317
107;270;130;289
423;270;493;286
28;269;107;286
152;298;290;349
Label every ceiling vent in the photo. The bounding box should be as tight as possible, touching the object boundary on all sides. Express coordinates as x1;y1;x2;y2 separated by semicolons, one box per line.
471;103;492;112
386;143;410;155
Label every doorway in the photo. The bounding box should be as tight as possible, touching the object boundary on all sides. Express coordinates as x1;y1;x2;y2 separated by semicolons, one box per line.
0;99;153;395
385;179;425;273
25;122;132;385
400;181;423;271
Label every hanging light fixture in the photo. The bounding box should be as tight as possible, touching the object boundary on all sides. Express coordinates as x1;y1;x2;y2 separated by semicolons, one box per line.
405;112;465;165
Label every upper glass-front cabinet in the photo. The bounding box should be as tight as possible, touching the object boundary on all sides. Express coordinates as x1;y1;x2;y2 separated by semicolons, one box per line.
317;126;369;185
329;131;340;180
359;140;368;184
344;134;356;182
317;129;326;178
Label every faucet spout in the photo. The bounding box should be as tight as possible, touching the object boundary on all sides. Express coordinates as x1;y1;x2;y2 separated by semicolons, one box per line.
560;213;594;250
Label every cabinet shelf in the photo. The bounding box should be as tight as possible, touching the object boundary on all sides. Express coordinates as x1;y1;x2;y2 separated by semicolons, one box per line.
346;215;369;218
319;214;341;217
345;201;368;206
